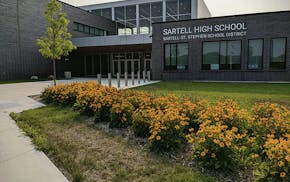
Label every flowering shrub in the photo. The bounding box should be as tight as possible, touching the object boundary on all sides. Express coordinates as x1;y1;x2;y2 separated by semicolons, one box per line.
42;82;290;181
250;102;290;181
42;82;85;105
131;108;153;137
192;99;250;171
261;134;290;181
148;107;189;153
110;97;134;128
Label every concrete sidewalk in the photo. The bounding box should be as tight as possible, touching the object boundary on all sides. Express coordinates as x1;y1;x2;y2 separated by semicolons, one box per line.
0;78;159;182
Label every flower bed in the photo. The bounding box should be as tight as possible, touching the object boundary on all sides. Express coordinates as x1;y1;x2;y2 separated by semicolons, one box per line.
42;81;290;181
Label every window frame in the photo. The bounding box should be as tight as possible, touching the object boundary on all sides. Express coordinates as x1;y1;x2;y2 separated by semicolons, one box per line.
270;37;287;70
247;38;264;70
164;42;189;71
201;40;242;71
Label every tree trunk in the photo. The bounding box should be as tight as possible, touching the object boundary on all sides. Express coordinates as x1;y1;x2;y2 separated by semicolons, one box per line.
53;59;56;86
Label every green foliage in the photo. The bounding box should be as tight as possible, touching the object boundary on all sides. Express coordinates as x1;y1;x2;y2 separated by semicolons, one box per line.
36;0;76;84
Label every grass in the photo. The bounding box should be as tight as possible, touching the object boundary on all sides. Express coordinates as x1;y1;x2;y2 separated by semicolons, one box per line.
11;106;218;182
133;81;290;108
0;79;49;84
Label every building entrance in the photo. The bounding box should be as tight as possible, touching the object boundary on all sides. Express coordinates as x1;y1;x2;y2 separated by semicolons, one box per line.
112;52;151;77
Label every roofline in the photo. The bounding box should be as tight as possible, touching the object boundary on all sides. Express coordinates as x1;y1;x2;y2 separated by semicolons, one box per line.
152;10;290;25
58;0;115;23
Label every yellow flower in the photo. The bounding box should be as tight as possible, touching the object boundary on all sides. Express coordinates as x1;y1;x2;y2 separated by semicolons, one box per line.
286;155;290;162
251;154;259;159
225;141;231;147
211;153;216;158
200;151;206;157
213;139;220;144
189;128;194;133
278;161;284;167
280;172;286;178
174;125;180;130
219;142;225;148
156;136;161;140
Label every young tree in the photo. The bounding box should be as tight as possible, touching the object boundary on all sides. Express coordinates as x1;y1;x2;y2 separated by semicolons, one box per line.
37;0;76;85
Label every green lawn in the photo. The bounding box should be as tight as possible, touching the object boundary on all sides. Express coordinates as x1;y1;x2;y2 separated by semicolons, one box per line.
133;81;290;108
0;79;49;84
11;106;218;182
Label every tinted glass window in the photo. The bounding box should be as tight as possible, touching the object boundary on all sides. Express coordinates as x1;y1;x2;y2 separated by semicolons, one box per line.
166;0;178;21
248;39;263;70
126;5;136;20
226;40;241;70
202;40;241;70
270;38;286;69
202;42;220;70
92;9;101;16
151;2;163;17
73;23;78;30
179;0;191;15
139;3;150;18
115;6;125;20
78;24;84;32
84;26;89;33
177;43;189;70
164;43;188;70
102;8;112;19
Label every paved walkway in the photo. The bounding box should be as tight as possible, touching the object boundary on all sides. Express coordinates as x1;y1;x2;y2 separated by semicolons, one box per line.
0;78;159;182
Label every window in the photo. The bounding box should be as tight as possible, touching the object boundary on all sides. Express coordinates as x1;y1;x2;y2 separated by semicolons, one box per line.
90;27;95;35
248;39;263;70
73;22;107;36
166;0;178;21
84;25;89;33
202;40;241;70
73;22;78;31
151;2;163;18
270;38;287;69
202;42;220;70
115;6;137;35
179;0;191;20
165;43;189;70
78;24;84;32
126;5;136;20
115;6;125;21
102;8;112;19
139;3;150;34
92;8;112;20
91;9;101;16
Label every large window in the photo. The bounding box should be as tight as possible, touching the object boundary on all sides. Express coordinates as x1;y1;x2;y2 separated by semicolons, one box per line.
179;0;191;20
166;0;178;21
139;2;162;34
73;22;107;36
248;39;263;70
165;43;189;70
270;38;287;69
92;8;112;20
166;0;191;21
202;40;241;70
116;6;137;35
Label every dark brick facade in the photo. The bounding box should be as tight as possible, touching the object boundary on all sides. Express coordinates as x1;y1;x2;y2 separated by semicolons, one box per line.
152;11;290;81
0;0;116;80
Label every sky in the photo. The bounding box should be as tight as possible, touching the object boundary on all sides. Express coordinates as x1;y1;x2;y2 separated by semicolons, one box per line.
61;0;290;16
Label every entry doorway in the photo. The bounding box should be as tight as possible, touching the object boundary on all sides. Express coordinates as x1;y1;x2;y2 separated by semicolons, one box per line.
84;54;110;77
112;53;142;77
